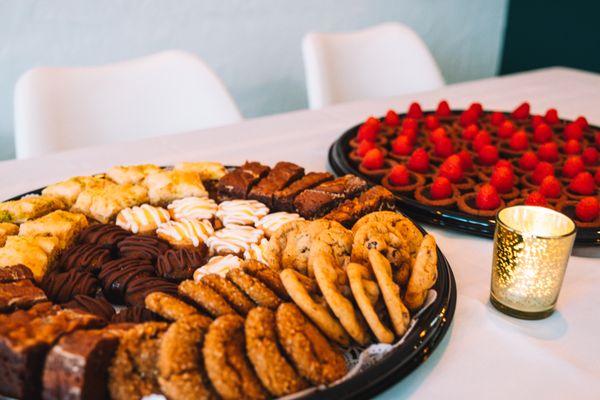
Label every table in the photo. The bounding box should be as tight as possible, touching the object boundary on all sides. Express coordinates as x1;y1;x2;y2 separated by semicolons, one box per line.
2;67;599;399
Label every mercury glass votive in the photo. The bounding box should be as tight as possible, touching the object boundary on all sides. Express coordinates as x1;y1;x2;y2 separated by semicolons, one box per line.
490;206;576;319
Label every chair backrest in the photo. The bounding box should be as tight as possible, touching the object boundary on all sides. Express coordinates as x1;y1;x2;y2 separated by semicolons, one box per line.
303;23;445;109
14;50;242;158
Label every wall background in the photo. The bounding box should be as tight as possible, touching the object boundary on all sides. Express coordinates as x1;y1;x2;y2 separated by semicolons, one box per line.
0;0;508;160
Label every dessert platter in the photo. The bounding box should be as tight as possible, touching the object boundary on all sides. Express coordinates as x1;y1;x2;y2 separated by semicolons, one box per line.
328;101;600;245
0;160;456;399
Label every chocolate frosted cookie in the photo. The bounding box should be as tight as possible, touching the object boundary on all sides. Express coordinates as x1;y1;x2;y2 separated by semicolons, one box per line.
111;306;163;323
117;235;170;262
156;247;208;282
63;294;115;322
79;223;131;253
42;269;100;303
99;258;155;304
124;276;179;307
59;243;112;274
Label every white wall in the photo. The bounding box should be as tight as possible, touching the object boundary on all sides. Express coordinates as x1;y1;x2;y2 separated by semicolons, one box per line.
0;0;508;160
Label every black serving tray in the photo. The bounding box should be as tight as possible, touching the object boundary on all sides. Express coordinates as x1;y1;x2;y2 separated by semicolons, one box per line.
4;167;456;400
328;117;600;247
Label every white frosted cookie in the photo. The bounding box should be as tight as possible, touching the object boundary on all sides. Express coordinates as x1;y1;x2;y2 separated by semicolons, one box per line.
193;254;242;282
115;204;170;234
255;212;304;238
156;218;214;248
215;200;269;226
167;197;218;221
206;224;264;256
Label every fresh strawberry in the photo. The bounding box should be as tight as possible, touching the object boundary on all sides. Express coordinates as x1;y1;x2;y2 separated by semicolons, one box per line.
569;172;596;195
533;123;553;144
498;120;516;139
564;139;582;155
357;122;379;142
494;159;514;172
575;197;599;222
402;117;418;131
388;164;411;186
473;130;492;152
361;148;385;170
478;145;499;166
476;184;501;210
531;115;544;128
575;116;589;130
596;169;600;186
407;102;423;119
391;135;413;156
407;148;430;172
385;110;400;126
539;175;562;198
532;162;554;185
436;100;451;117
356;140;376;157
519;151;539;171
537;142;559;162
544;108;560;125
457;150;474;171
524;191;547;207
582;147;599;165
401;127;418;145
509;130;529;151
490;166;514;193
564;122;583;141
490;111;505;126
434;137;454;158
439;155;464;183
459;109;478;127
462;124;479;140
562;156;585;178
425;115;440;130
512;102;530;119
430;177;453;199
429;127;448;144
468;102;483;116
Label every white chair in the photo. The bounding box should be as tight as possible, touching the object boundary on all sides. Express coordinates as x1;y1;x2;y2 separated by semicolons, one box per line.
14;50;242;159
302;23;445;109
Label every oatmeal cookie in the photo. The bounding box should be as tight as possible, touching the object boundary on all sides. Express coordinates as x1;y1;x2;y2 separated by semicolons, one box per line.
241;259;289;299
227;269;281;309
179;280;238;317
201;273;255;315
145;291;209;322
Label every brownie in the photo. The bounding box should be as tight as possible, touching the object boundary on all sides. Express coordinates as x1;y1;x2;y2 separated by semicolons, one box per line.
248;161;304;207
0;264;35;283
293;174;368;218
42;328;122;400
273;172;333;211
0;280;47;312
217;161;270;199
0;303;105;399
323;185;395;228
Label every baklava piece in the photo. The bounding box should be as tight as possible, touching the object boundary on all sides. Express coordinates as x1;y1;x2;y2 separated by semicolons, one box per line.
19;210;89;249
0;222;19;246
293;174;368;218
217;161;271;199
0;195;66;224
0;236;61;282
106;164;162;185
72;183;149;223
272;172;333;211
174;161;228;181
143;170;208;205
41;175;114;207
248;161;305;207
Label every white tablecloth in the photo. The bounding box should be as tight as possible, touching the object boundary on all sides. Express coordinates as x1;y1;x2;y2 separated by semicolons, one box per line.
1;67;599;399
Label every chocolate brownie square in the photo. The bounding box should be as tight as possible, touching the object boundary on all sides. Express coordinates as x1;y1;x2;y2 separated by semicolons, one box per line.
0;303;104;399
323;185;395;228
0;280;47;313
248;162;304;207
217;161;270;200
273;172;333;211
0;264;35;283
293;175;368;218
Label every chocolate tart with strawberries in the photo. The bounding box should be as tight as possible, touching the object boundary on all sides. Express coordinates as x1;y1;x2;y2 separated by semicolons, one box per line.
329;100;600;244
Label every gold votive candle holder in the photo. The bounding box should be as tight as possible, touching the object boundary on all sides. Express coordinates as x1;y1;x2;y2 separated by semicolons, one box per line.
490;205;576;319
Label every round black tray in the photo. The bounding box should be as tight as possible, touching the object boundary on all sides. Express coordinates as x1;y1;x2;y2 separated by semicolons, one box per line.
4;173;456;399
328;117;600;247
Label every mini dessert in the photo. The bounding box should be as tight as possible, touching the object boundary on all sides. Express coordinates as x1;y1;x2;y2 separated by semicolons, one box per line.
488;166;520;200
0;222;18;246
59;243;112;274
117;235;170;261
78;223;131;253
18;210;88;249
0;279;47;312
41;269;100;303
71;183;148;223
248;161;304;207
216;199;270;226
458;183;505;218
145;291;206;322
193;254;243;282
273;171;333;211
358;148;396;179
201;273;255;315
98;258;155;304
567;171;597;198
156;247;208;282
227;268;282;309
0;264;34;283
173;161;228;180
106;164;162;185
323;185;395;228
41;175;114;207
206;224;264;256
124;275;179;307
63;294;116;321
415;176;459;207
143;169;208;205
156;218;214;248
167;196;218;221
293;174;368;218
0;195;66;224
217;161;271;199
557;197;600;228
243;238;269;264
0;235;60;282
241;259;289;299
255;211;304;238
115;204;170;234
381;164;426;195
178;279;238;317
111;306;162;323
